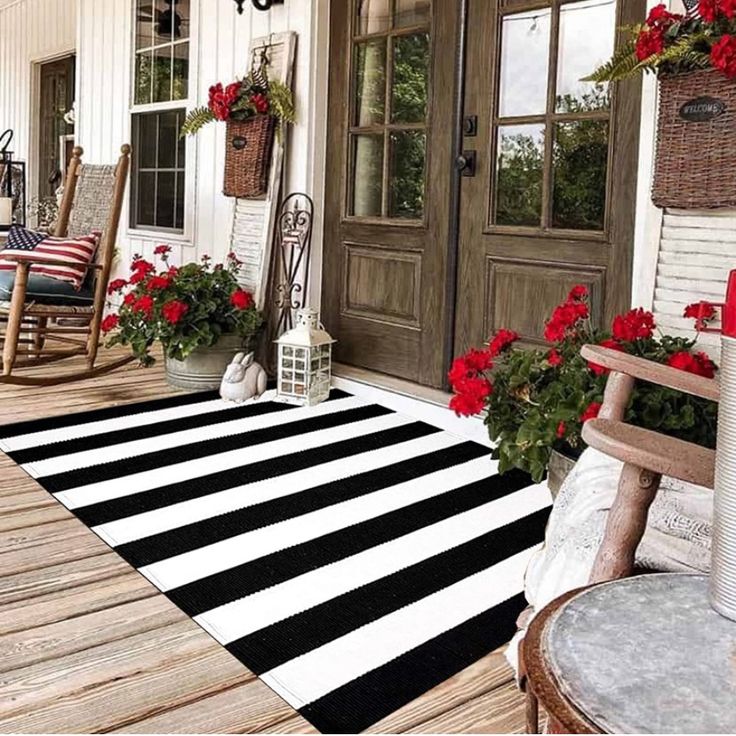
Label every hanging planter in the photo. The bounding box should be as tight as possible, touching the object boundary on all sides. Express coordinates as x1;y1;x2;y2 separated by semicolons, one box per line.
586;1;736;209
180;53;295;199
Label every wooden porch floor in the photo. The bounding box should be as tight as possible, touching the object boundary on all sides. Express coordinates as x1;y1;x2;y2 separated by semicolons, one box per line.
0;347;526;734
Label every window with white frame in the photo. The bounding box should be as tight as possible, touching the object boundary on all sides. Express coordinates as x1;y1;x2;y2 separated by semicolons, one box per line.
130;0;191;233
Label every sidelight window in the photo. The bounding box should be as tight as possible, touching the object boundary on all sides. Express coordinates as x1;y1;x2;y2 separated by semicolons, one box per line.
348;0;431;221
492;0;616;232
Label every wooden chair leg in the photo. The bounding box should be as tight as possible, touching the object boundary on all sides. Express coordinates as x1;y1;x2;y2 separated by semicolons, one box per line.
589;462;662;584
33;316;47;357
2;263;30;376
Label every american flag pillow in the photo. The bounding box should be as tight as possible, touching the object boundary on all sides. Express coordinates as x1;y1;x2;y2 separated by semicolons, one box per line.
0;225;101;290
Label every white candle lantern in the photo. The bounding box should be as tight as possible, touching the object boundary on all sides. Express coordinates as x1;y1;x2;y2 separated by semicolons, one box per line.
275;308;335;406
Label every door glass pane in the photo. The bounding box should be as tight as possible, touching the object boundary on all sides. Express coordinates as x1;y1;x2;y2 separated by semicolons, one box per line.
552;120;608;230
152;46;173;103
135;0;153;49
354;40;386;126
391;33;429;123
134;51;152;105
395;0;430;28
156;172;176;229
556;0;615;112
172;42;189;100
494;124;544;227
389;131;426;219
498;9;551;118
357;0;391;34
350;134;384;217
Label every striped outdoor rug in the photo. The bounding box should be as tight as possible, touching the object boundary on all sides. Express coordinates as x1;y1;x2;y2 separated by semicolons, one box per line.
0;388;551;733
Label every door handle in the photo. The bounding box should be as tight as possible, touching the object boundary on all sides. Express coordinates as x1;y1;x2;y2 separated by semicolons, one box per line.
455;150;476;177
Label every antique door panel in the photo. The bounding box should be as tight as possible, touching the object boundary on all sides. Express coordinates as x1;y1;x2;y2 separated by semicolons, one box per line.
455;0;643;352
323;0;456;387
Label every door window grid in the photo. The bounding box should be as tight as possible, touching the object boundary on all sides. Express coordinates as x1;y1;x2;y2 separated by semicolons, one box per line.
347;0;431;221
491;0;616;233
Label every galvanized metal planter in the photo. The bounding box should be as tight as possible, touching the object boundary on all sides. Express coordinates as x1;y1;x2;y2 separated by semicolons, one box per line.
165;333;251;391
547;449;577;499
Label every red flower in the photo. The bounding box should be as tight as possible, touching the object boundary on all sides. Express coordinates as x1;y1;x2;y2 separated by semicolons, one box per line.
101;313;119;333
230;289;254;310
588;339;625;376
208;82;241;121
699;0;719;20
544;301;588;342
464;348;494;372
449;376;493;417
162;300;189;325
168;265;180;276
567;285;588;302
611;308;655;342
548;349;563;367
711;35;736;79
147;275;171;290
635;27;665;61
646;3;682;26
123;292;136;306
227;251;243;266
488;329;519;357
556;421;566;439
250;93;270;114
107;278;127;295
133;294;154;320
721;0;736;19
683;301;716;321
130;258;154;284
581;402;602;423
154;244;172;256
667;350;716;378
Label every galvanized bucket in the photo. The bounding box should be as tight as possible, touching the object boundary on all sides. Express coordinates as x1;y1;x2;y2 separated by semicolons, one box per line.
165;333;250;391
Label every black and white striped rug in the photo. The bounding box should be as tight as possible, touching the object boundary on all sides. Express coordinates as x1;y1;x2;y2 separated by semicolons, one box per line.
0;387;551;733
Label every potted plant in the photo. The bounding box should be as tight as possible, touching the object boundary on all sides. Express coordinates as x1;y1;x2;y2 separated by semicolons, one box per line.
103;247;263;390
448;286;718;491
180;67;295;198
586;2;736;208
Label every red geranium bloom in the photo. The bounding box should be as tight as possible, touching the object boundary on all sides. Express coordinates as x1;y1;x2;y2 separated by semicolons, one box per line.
720;0;736;19
133;295;154;319
588;338;625;376
567;285;588;302
107;278;127;295
123;292;136;306
162;300;189;325
668;350;716;378
168;265;180;276
683;301;716;321
711;35;736;78
544;301;588;342
227;251;243;266
488;328;519;357
250;93;270;114
130;258;154;284
449;376;493;417
611;308;656;342
464;347;494;372
646;3;683;26
208;82;241;121
101;314;119;333
635;27;665;61
230;289;254;310
699;0;719;20
154;244;172;256
548;349;563;367
147;275;172;290
581;401;602;423
556;421;566;439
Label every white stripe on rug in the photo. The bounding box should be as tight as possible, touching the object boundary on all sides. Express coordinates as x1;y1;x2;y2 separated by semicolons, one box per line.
55;411;414;510
94;431;469;546
139;455;500;592
197;483;551;643
261;547;537;709
23;395;367;477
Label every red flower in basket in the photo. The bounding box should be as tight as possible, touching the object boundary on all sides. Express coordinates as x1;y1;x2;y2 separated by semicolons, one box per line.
230;289;254;310
208;82;241;121
162;300;189;325
250;93;269;114
635;28;665;61
711;35;736;79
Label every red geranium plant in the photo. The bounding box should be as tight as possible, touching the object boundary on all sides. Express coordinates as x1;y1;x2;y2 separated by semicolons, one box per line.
104;248;263;366
449;286;718;482
586;2;736;81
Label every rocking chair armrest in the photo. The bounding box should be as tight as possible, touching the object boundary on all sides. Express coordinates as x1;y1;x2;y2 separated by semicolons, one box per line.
582;418;715;488
581;345;720;403
1;254;103;271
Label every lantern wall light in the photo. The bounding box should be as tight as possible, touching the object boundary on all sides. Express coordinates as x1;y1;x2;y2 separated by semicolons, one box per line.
234;0;284;13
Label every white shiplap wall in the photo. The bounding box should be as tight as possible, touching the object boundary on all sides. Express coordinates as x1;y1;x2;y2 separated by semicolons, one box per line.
0;0;77;196
74;0;328;295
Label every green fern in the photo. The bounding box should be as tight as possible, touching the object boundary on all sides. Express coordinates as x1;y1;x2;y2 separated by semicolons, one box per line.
582;39;640;82
180;106;216;137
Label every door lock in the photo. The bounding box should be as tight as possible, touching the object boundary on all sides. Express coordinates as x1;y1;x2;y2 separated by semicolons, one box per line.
455;150;477;177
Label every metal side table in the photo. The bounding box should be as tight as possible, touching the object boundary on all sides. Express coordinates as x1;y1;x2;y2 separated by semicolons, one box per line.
523;573;736;734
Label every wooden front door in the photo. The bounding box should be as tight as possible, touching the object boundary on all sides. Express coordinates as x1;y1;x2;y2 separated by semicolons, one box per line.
454;0;644;352
322;0;457;387
37;56;75;199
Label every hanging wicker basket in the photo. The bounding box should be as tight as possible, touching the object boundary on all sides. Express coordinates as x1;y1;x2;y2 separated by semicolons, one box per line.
652;68;736;209
223;114;276;199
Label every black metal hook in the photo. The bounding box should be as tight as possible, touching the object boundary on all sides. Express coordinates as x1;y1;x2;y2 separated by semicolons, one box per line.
0;129;13;156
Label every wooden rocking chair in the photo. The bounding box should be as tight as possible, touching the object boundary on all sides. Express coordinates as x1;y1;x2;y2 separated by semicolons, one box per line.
580;344;719;583
0;144;134;386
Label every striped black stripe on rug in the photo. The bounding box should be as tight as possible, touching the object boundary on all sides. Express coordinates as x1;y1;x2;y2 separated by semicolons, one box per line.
0;387;551;734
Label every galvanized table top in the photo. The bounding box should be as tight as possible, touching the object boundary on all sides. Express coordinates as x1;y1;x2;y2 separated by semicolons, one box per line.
545;573;736;734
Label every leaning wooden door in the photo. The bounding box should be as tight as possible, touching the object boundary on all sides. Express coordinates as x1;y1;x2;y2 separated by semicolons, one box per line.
322;0;457;387
454;0;644;353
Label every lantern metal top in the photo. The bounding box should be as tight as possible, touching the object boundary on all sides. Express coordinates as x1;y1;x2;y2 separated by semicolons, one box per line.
275;308;335;348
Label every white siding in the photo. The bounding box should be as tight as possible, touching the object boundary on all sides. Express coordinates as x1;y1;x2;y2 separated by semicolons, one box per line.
0;0;77;197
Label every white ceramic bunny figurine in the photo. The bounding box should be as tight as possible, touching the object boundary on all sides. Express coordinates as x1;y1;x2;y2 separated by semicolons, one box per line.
219;352;268;403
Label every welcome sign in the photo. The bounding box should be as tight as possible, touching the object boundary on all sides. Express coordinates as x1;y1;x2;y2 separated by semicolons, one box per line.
679;96;727;122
